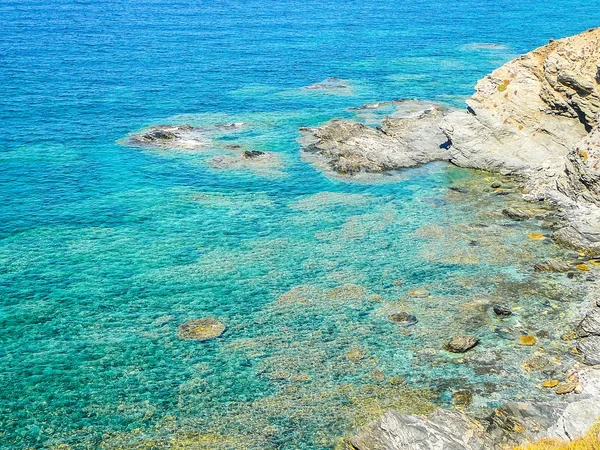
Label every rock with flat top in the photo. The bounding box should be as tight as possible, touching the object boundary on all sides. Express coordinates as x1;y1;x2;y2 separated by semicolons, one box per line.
300;102;453;175
444;335;479;353
177;318;226;341
349;409;491;450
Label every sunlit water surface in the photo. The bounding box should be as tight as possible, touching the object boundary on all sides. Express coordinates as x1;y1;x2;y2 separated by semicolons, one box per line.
1;0;600;448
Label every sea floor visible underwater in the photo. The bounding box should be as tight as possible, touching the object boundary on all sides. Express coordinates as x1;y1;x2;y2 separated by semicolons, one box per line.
2;1;600;449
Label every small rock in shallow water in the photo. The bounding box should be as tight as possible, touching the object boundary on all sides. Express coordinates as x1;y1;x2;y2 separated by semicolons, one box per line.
519;335;536;346
444;335;479;353
542;380;559;388
406;288;430;298
534;259;572;272
345;348;365;362
576;263;591;271
389;376;406;386
369;370;386;382
521;354;551;372
389;312;418;327
493;304;512;317
241;150;265;159
452;391;473;408
555;382;577;395
502;208;534;220
177;318;226;341
491;182;502;188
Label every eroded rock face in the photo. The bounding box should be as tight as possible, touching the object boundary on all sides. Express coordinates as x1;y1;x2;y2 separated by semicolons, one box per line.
442;28;600;257
561;123;600;206
300;102;452;175
442;28;600;178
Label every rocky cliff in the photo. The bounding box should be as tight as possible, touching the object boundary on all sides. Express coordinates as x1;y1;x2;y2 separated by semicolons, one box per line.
442;28;600;256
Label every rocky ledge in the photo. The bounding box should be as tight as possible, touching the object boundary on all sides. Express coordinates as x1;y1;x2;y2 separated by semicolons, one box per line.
299;101;452;175
324;28;600;449
347;368;600;450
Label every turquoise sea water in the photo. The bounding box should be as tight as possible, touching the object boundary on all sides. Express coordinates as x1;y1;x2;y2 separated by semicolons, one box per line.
2;1;600;448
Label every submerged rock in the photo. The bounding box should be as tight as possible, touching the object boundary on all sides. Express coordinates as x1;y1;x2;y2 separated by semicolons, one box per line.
492;304;512;317
127;124;209;150
389;312;418;327
444;335;479;353
533;259;572;272
519;335;536;346
177;318;226;341
406;288;430;298
452;391;473;408
299;101;453;175
304;77;351;93
208;151;283;174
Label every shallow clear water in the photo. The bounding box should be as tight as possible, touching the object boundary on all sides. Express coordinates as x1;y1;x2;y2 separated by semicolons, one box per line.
1;1;600;449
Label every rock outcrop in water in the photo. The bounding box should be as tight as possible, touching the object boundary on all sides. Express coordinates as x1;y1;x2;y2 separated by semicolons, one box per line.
127;125;209;150
300;101;452;175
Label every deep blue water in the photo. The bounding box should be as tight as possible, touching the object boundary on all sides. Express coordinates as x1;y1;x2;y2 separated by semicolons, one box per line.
1;1;599;449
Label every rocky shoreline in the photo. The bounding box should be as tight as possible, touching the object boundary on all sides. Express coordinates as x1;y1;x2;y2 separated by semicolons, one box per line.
303;28;600;448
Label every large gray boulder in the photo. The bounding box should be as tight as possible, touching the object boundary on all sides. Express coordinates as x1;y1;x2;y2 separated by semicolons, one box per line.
300;101;452;175
349;409;491;450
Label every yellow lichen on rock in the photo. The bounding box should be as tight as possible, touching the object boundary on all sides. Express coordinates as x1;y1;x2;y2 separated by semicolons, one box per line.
512;423;600;450
529;233;546;240
519;335;536;346
542;380;559;388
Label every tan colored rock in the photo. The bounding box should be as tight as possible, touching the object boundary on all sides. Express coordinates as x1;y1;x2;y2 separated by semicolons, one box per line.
444;335;479;353
177;318;226;341
443;29;600;177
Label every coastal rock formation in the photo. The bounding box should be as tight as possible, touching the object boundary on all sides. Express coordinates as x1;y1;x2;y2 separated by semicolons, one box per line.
345;28;600;449
349;409;491;450
350;370;600;449
442;28;599;177
299;102;452;175
441;28;600;256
